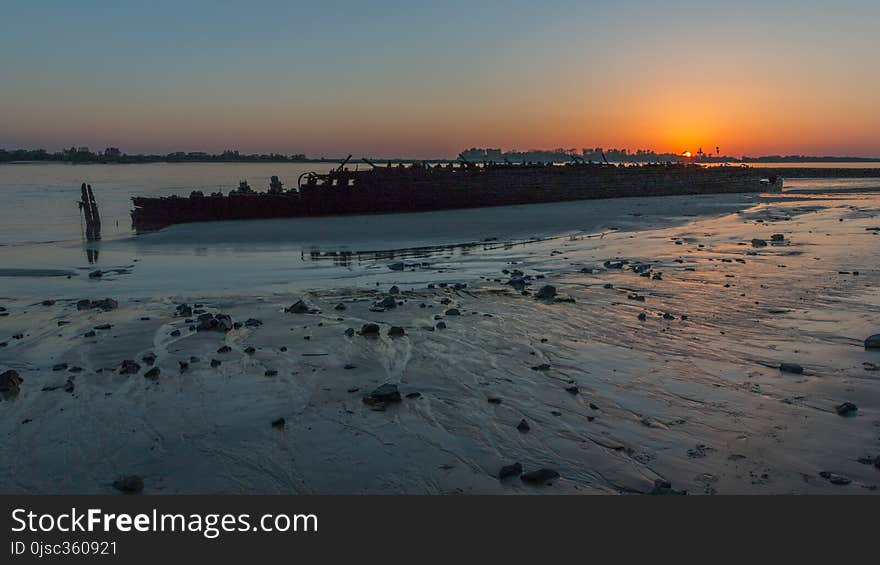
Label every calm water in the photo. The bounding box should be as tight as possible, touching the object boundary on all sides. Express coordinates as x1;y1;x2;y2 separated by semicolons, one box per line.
0;162;878;299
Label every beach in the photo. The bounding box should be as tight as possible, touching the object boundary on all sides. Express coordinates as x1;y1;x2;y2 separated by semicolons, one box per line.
2;173;879;494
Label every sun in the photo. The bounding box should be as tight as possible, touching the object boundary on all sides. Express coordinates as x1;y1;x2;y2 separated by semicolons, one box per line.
682;151;692;158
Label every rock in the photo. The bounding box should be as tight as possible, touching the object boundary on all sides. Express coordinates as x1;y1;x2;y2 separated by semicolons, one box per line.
388;285;400;295
76;298;118;311
836;402;858;416
217;345;232;354
175;304;193;317
531;363;551;371
169;329;181;337
516;418;530;432
565;386;579;395
334;303;346;311
487;397;502;404
360;323;381;337
118;360;141;375
363;383;401;405
144;367;160;380
141;353;156;365
41;299;56;306
52;363;68;372
244;318;262;327
662;313;675;320
344;328;355;337
210;359;221;368
112;475;144;494
770;234;785;241
0;370;23;400
196;313;234;332
244;346;256;355
649;479;687;495
444;308;461;316
265;370;278;377
498;462;523;480
435;321;447;330
388;326;406;337
865;334;880;350
179;360;189;372
535;285;557;301
779;363;804;374
271;418;286;429
750;238;767;247
88;270;103;278
819;471;851;485
94;323;112;330
284;300;312;314
388;262;405;271
375;296;397;309
405;392;421;399
637;312;647;321
520;468;560;484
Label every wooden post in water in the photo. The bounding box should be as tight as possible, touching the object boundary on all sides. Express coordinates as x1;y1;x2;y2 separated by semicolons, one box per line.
78;182;101;241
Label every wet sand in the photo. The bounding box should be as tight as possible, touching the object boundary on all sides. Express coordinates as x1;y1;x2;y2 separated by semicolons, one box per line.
1;191;880;494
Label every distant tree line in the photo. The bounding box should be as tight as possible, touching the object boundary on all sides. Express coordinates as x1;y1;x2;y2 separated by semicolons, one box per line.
459;147;880;164
0;147;313;163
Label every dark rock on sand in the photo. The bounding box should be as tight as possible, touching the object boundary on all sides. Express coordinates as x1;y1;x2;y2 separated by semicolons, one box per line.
112;475;144;494
271;418;286;429
244;318;263;327
144;367;160;380
649;479;687;495
751;238;768;247
169;329;181;337
445;308;461;316
41;299;56;306
344;328;355;337
284;300;312;314
265;370;278;377
487;397;502;404
520;468;560;484
771;234;785;241
94;323;112;330
405;392;421;399
179;360;189;372
565;386;579;395
865;334;880;350
779;363;804;374
77;298;118;311
0;370;23;400
334;303;346;311
363;383;402;405
244;346;256;355
531;363;551;371
361;323;381;337
118;360;141;375
52;363;68;371
210;359;222;368
435;321;447;330
516;419;531;432
217;345;232;354
819;471;851;485
175;304;193;317
375;296;397;309
196;313;234;332
498;462;523;481
388;326;406;337
535;285;557;301
142;353;156;365
388;262;405;271
836;402;858;416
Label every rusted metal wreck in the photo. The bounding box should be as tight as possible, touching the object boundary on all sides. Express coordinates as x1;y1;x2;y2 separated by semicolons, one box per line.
131;160;782;232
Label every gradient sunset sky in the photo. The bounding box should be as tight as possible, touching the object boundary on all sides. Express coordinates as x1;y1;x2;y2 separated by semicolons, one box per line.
2;0;878;158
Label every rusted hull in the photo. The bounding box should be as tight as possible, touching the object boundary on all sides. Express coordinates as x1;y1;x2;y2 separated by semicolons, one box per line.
131;164;781;232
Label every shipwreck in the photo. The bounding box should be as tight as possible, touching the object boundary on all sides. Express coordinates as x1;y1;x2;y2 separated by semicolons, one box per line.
130;159;782;232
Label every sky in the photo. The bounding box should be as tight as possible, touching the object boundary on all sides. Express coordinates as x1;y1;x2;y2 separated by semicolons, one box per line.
1;0;878;158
